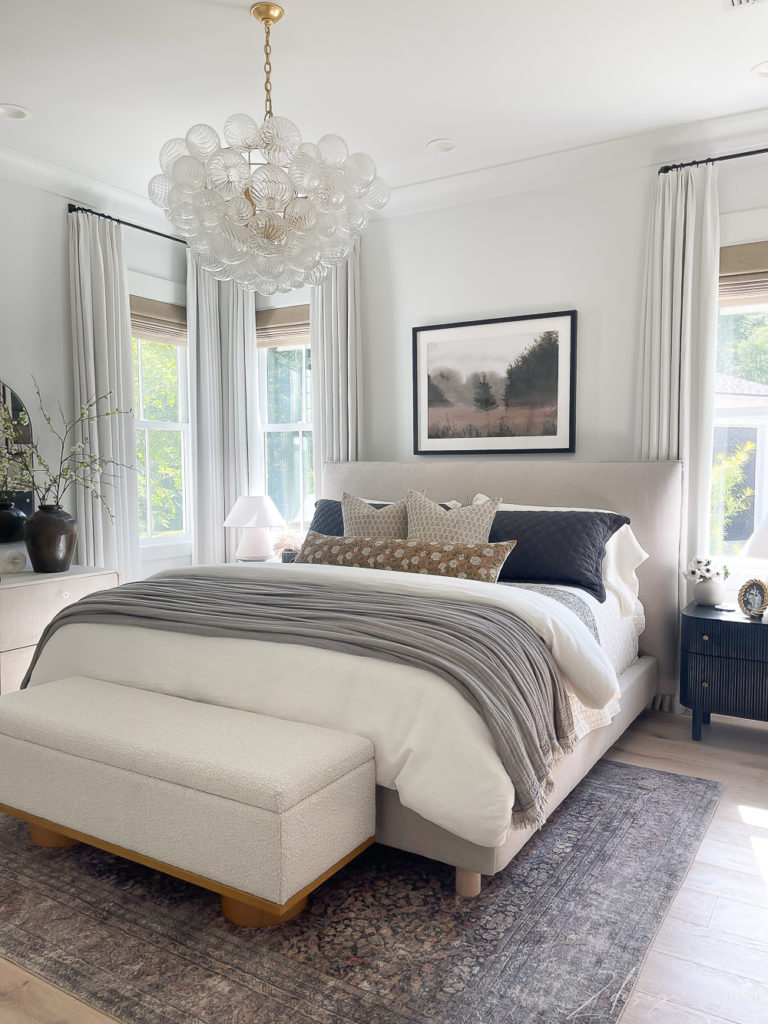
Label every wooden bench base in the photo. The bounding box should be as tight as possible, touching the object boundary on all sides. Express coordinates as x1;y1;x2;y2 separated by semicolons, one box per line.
4;802;374;928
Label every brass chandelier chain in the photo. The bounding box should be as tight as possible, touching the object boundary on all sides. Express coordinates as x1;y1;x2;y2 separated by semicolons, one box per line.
263;21;273;119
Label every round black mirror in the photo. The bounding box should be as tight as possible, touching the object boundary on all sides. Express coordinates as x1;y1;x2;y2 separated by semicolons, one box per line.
0;380;34;542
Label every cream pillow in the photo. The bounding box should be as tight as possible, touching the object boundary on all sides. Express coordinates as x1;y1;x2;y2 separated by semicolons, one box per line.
342;491;410;539
407;490;500;544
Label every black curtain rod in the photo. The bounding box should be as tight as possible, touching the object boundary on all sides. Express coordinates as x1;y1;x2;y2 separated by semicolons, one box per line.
67;204;186;245
658;144;768;174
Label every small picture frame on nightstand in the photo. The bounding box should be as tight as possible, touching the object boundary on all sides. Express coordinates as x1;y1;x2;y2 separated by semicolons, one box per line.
737;578;768;618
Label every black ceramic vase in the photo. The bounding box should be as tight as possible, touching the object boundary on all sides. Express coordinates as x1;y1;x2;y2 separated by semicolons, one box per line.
0;501;27;543
23;505;78;573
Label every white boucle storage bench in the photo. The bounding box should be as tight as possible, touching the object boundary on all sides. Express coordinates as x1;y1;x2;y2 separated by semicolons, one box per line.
0;676;376;927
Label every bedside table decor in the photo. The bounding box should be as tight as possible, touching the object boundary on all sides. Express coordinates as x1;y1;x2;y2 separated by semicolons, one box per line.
737;578;768;618
683;555;727;607
680;602;768;740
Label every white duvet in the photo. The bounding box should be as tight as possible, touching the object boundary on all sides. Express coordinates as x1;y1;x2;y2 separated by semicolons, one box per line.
27;563;621;847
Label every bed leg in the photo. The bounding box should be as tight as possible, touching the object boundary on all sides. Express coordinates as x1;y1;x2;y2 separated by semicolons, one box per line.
455;868;482;898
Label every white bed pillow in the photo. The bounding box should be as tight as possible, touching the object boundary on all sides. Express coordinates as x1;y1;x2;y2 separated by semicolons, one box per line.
473;494;648;617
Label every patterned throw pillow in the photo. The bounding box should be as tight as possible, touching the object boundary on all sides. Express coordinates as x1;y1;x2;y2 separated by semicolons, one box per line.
342;491;410;539
295;531;517;583
406;490;501;545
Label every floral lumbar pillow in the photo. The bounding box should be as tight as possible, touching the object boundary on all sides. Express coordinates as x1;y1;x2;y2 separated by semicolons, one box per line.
295;531;516;582
406;489;501;545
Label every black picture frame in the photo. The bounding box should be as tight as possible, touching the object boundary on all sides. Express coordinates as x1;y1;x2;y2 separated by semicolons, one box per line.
412;310;577;456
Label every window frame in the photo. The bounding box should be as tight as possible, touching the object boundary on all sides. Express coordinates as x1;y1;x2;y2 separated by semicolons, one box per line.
130;298;192;552
711;277;768;558
258;340;314;533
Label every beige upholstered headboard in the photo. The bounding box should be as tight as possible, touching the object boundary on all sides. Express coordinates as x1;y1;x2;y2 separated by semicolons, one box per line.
321;460;683;698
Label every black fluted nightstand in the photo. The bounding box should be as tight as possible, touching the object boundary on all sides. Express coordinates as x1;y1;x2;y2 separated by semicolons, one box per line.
680;603;768;740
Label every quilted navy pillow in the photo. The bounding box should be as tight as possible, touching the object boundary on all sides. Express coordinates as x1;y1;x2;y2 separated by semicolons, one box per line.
490;509;630;601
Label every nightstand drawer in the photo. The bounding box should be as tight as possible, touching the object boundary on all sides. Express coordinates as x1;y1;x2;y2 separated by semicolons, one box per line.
0;571;119;650
681;614;768;661
685;653;768;720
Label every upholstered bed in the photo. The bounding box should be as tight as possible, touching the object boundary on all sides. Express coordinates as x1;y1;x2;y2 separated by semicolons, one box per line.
18;458;682;897
319;459;683;885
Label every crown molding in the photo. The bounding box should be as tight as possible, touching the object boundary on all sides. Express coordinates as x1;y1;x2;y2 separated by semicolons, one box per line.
2;106;768;230
0;144;170;234
384;107;768;219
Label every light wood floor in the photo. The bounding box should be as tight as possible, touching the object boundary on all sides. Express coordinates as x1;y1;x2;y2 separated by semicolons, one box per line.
0;710;766;1024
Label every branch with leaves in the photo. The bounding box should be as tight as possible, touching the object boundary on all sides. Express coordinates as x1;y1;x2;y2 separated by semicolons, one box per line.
0;379;134;519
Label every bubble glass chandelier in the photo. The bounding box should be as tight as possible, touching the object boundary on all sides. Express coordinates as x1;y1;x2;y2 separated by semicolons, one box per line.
149;3;389;295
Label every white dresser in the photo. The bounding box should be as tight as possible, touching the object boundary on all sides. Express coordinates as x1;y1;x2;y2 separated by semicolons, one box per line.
0;566;119;694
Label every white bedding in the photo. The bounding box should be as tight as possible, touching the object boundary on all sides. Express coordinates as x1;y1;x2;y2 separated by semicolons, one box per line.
27;562;621;848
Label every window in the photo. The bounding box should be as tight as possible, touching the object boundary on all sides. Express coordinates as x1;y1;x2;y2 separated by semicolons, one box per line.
711;243;768;556
256;305;314;532
130;297;191;545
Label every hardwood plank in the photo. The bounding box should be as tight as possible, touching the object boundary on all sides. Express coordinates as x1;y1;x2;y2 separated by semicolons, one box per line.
635;951;768;1024
0;957;117;1024
653;916;768;985
709;895;768;945
621;990;736;1024
665;886;718;927
681;861;768;909
695;835;768;878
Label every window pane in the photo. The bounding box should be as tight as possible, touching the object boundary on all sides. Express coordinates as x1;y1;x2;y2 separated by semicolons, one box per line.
711;427;756;554
148;429;184;535
267;347;303;424
136;428;148;539
139;339;179;423
266;430;301;527
712;303;768;556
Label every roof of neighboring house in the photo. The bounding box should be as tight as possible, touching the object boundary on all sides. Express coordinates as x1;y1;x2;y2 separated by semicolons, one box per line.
715;373;768;398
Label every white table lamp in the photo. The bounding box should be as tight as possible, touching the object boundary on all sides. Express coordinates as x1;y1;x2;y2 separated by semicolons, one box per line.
224;496;286;561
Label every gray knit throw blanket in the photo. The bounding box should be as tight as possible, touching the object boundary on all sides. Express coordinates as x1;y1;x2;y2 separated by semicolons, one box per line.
22;575;576;829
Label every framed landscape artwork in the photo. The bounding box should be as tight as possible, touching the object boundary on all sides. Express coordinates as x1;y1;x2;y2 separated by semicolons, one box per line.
412;310;577;455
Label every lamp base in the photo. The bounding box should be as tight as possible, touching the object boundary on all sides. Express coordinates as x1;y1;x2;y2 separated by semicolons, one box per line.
235;527;274;561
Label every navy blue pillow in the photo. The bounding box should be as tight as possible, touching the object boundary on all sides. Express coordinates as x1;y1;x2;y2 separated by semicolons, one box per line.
490;509;629;602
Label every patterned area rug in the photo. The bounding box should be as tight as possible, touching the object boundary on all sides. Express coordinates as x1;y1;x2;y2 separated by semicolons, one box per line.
0;760;721;1024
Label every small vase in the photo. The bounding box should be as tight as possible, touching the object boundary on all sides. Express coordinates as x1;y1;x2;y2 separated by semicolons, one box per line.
23;505;78;574
693;577;725;607
0;501;26;543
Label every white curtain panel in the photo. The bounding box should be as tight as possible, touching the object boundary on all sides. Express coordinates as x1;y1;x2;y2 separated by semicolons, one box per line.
68;211;139;582
638;163;720;563
187;253;261;564
310;237;362;490
637;164;720;712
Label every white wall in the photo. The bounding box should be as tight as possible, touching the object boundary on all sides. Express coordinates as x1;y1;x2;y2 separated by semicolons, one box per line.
359;141;768;464
0;179;73;474
360;166;651;461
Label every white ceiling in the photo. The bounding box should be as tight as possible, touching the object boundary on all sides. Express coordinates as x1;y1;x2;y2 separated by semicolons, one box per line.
2;0;768;203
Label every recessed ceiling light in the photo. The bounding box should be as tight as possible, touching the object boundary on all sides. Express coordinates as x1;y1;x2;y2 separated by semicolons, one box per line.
751;60;768;77
0;103;31;120
426;138;456;153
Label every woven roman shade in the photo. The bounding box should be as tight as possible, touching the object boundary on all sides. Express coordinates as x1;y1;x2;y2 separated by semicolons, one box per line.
255;304;310;348
719;241;768;306
130;295;187;345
